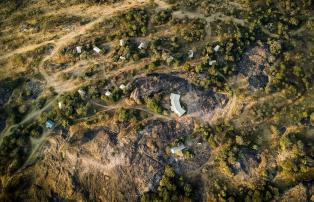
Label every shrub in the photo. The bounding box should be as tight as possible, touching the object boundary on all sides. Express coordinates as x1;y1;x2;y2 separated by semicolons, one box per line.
145;96;163;114
141;165;193;201
111;88;123;102
151;9;172;25
114;108;129;123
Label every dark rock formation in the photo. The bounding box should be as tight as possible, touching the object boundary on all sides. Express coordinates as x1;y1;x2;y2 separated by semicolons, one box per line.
238;46;273;89
131;73;228;119
231;146;261;175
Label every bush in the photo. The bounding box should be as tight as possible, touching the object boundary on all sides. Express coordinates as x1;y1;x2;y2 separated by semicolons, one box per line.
267;39;282;55
111;88;123;102
151;9;172;25
30;125;43;138
144;96;163;114
0;131;31;174
114;108;129;123
141;165;193;201
112;8;149;38
17;104;28;114
182;149;194;159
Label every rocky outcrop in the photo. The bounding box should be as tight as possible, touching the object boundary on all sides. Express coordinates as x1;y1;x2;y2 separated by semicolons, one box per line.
231;146;261;175
3;119;199;201
131;73;229;120
130;87;141;104
238;46;273;89
280;184;308;202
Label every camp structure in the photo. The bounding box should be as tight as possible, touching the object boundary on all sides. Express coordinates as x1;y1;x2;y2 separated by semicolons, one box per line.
170;144;186;155
120;39;126;47
78;89;86;97
138;42;147;49
209;60;217;65
93;46;101;53
58;101;63;110
105;91;112;96
214;45;220;52
46;120;55;129
188;50;194;59
119;56;126;61
166;56;174;64
76;46;82;54
119;84;126;90
170;93;186;117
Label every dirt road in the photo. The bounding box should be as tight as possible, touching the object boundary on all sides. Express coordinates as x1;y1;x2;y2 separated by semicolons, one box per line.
0;40;55;60
91;100;173;121
0;95;59;144
37;0;149;93
1;0;152;145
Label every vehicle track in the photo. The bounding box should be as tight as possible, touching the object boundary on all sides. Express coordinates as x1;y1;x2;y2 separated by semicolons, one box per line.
0;0;152;172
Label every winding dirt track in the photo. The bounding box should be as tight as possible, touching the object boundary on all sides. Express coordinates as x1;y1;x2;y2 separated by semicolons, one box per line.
0;0;151;149
0;0;259;141
92;100;173;121
37;0;149;93
0;40;54;60
0;0;249;138
0;95;60;148
1;0;273;165
1;0;156;180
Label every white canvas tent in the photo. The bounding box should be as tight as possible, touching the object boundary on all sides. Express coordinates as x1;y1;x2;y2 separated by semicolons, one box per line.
93;46;101;53
214;45;220;52
170;144;186;154
119;84;126;90
138;42;147;49
105;91;112;96
120;39;126;47
188;50;194;59
76;46;82;54
209;60;217;65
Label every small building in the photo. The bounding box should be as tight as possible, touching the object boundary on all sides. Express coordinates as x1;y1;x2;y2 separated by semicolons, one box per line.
166;56;174;64
93;46;101;53
120;39;126;47
209;60;217;65
46;120;55;129
170;93;186;117
119;56;126;61
161;51;168;60
188;50;194;59
119;84;126;90
138;42;147;49
105;91;112;96
58;101;63;110
78;89;86;97
214;45;220;52
76;46;82;54
171;144;186;154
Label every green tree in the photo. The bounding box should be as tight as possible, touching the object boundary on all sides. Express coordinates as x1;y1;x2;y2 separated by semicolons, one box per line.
114;108;129;122
145;97;163;114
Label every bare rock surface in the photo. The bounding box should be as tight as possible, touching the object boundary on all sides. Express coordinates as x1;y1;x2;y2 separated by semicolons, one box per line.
237;146;261;175
280;183;308;202
238;46;272;89
132;73;229;119
171;135;211;174
9;119;205;201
